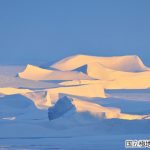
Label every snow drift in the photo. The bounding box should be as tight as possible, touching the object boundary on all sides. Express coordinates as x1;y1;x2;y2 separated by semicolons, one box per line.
17;55;150;89
54;55;150;89
19;64;91;81
47;83;106;104
51;55;149;72
0;87;32;95
48;96;150;121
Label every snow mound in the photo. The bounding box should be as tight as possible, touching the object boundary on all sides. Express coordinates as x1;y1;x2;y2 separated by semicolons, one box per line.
87;62;150;80
48;96;150;121
18;64;91;81
59;62;150;89
87;63;150;89
47;84;106;104
51;54;149;72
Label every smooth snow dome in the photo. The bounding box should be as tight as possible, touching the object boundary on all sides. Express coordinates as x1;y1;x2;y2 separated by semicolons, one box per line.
50;54;150;89
51;55;149;72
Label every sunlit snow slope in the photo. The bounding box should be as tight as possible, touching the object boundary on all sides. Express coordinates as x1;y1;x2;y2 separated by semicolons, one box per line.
50;55;150;89
19;64;91;81
51;55;149;72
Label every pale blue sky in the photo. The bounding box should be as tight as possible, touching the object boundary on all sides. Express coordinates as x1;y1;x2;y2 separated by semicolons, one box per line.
0;0;150;65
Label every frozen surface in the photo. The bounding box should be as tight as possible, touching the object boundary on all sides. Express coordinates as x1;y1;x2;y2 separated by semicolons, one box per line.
0;55;150;150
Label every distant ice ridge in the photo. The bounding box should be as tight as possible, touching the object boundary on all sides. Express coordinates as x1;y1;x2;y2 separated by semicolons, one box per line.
18;64;92;81
51;55;149;72
17;54;150;89
50;54;150;89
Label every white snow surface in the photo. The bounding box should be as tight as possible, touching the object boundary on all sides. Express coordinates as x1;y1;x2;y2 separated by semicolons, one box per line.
51;54;149;72
0;55;150;150
19;64;92;81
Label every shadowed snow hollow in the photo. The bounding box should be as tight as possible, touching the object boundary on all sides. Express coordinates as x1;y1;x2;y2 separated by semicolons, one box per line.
0;94;46;121
48;96;75;120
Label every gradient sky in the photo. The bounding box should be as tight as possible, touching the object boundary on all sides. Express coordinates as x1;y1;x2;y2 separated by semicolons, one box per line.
0;0;150;66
